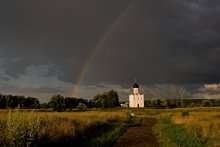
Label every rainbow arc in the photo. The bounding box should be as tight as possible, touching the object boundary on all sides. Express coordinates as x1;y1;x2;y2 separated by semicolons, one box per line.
71;1;137;97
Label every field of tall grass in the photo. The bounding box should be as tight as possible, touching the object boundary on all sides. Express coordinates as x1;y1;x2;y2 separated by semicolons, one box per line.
0;109;138;147
154;107;220;147
1;107;220;147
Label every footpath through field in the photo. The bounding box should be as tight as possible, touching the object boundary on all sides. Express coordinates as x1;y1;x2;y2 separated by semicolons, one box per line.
114;117;160;147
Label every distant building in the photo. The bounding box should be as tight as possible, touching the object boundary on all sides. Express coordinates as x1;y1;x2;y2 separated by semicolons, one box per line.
129;81;144;108
120;102;129;107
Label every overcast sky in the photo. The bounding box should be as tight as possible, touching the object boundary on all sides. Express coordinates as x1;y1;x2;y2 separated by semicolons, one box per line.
1;0;220;102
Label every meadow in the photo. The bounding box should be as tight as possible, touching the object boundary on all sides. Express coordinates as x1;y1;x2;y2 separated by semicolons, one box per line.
154;107;220;147
0;108;139;147
0;107;220;147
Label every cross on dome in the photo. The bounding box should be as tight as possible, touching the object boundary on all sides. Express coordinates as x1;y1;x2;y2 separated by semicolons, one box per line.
133;79;139;88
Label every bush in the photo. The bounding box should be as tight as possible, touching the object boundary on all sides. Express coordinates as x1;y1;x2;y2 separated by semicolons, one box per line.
77;103;88;112
6;109;40;146
151;98;168;109
213;99;220;106
49;94;65;111
93;90;119;108
202;100;213;107
181;111;189;117
188;103;195;108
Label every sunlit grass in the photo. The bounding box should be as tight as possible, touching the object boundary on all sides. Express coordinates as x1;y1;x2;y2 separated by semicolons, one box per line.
1;107;220;146
154;107;220;147
171;111;220;146
0;109;134;146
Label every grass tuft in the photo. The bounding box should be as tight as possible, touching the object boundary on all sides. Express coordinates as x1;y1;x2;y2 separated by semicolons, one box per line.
6;109;40;146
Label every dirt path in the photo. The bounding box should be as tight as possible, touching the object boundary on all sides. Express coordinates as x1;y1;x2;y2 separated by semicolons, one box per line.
114;117;160;147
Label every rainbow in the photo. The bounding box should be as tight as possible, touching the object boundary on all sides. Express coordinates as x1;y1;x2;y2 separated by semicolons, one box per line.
71;1;137;97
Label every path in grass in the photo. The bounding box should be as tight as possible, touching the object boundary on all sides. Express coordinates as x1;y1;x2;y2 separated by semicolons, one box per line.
114;117;160;147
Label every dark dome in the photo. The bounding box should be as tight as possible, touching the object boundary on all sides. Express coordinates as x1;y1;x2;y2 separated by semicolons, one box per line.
133;83;139;88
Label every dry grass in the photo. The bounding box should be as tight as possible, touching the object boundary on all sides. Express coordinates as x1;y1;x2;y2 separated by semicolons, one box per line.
0;109;130;146
0;109;8;121
2;107;220;146
171;111;220;146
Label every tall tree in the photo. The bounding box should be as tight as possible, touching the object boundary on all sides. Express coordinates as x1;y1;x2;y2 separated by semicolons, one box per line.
6;95;18;108
65;97;78;109
93;90;119;108
17;96;26;108
25;97;39;108
93;94;103;108
107;90;119;107
169;84;177;106
49;94;65;111
177;86;186;107
0;94;6;109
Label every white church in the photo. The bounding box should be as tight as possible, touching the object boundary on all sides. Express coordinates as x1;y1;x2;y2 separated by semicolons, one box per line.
129;81;144;108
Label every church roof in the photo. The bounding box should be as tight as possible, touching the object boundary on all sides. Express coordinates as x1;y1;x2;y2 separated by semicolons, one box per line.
133;83;139;88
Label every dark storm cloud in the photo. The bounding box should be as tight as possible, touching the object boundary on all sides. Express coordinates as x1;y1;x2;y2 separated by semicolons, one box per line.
0;81;65;94
0;0;220;86
85;0;220;85
0;0;134;83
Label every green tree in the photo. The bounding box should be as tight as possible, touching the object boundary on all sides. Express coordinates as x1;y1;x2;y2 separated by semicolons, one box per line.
77;98;88;106
107;90;119;107
6;95;18;109
93;90;119;108
49;94;65;111
40;103;50;109
151;98;159;108
76;102;87;111
151;98;168;109
0;94;6;109
93;94;103;108
202;99;213;107
17;96;26;108
101;94;110;108
213;99;220;106
87;99;95;108
65;97;77;109
175;99;182;107
24;97;39;108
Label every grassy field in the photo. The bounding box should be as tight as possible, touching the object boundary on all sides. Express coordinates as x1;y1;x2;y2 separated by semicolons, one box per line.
0;108;141;147
0;107;220;147
154;107;220;147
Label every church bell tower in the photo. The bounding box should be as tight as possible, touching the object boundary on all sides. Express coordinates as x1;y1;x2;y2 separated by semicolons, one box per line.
129;79;144;108
133;81;139;95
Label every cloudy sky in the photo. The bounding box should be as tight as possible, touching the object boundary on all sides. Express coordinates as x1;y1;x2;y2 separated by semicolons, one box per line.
0;0;220;102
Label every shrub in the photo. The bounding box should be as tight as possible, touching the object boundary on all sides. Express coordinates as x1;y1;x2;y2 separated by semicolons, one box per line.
151;98;168;109
181;111;189;117
77;103;88;112
49;94;65;111
93;90;119;108
213;99;220;106
6;109;40;146
202;100;213;107
124;111;132;123
188;103;195;107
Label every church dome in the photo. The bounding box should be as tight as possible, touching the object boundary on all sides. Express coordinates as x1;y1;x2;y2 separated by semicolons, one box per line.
133;83;139;88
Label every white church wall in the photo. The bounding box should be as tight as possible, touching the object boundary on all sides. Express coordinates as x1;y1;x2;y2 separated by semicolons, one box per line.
128;82;145;108
129;95;133;107
129;94;144;108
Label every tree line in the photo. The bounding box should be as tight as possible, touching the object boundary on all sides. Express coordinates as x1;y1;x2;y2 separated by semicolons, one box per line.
144;98;220;109
47;90;120;111
0;90;120;111
0;94;39;109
